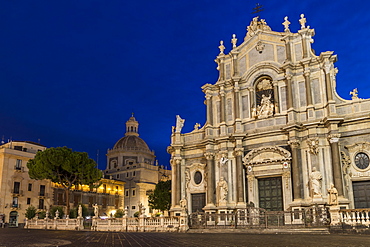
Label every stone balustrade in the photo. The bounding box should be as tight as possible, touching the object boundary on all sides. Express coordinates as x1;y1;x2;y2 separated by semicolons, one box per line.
25;217;84;230
93;215;188;232
340;209;370;226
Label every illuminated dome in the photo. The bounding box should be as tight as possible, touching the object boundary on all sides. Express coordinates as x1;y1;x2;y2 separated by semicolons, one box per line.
113;135;151;152
111;114;152;153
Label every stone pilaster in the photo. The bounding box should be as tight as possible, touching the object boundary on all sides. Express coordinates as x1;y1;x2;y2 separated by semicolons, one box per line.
219;86;226;123
285;74;293;110
234;84;240;119
205;94;213;126
273;81;280;114
303;70;313;106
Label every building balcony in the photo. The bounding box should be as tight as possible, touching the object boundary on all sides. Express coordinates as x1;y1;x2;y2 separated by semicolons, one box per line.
38;192;48;198
11;189;23;196
11;203;21;209
14;166;24;172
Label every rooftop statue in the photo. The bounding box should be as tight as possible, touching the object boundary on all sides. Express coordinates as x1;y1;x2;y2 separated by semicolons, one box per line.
246;17;271;38
282;16;291;32
175;115;185;133
218;40;225;55
350;88;359;100
231;34;237;49
299;14;307;29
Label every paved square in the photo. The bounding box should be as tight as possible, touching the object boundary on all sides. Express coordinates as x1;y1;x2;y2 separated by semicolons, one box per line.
1;228;370;247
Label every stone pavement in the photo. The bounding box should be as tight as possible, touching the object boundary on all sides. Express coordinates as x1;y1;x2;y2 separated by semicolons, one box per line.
0;228;370;247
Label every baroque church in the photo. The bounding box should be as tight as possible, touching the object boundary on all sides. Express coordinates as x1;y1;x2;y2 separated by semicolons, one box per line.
105;115;171;217
168;15;370;216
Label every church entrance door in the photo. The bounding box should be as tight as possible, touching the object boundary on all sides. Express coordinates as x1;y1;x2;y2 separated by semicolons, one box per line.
191;193;206;213
258;177;283;211
353;180;370;208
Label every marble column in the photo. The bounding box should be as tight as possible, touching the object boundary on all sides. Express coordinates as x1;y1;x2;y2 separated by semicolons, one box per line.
288;140;302;200
205;153;216;206
172;158;182;207
234;148;245;205
328;134;344;196
171;158;178;207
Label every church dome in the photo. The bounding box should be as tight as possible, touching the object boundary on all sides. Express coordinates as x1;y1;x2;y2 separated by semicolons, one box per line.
113;135;151;152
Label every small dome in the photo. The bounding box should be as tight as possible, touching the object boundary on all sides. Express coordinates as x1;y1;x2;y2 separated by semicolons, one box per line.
113;135;151;152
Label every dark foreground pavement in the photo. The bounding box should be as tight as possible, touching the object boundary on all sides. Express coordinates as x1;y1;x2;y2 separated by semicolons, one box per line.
0;228;369;247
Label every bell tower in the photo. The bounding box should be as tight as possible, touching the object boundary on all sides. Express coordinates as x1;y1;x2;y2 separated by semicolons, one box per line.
125;113;139;137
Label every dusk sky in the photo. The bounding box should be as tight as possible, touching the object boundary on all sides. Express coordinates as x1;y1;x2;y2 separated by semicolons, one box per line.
1;1;369;170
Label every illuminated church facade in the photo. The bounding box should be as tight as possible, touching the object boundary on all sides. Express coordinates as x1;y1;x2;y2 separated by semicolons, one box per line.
168;15;370;215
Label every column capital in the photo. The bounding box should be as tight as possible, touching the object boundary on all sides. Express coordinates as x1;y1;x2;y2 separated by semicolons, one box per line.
328;134;341;143
174;157;182;165
288;140;300;148
204;152;215;160
285;74;293;81
234;148;244;157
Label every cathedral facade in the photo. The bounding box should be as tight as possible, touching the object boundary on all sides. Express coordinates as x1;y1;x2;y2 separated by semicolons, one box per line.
168;15;370;216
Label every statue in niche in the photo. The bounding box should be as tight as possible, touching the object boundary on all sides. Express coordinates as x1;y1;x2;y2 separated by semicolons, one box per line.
327;183;338;205
310;167;322;197
175;115;185;133
217;177;228;202
256;94;274;119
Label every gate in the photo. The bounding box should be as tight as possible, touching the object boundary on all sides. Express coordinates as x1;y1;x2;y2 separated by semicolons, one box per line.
189;205;330;229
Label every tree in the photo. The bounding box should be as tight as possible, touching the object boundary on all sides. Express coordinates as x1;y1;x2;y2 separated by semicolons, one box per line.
25;205;37;219
50;206;65;218
148;180;171;212
27;147;102;215
114;209;124;218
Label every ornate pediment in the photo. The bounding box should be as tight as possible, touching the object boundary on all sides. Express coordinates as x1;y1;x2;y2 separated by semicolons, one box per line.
243;146;291;164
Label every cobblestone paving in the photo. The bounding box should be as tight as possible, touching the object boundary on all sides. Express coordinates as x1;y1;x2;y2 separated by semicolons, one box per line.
0;228;370;247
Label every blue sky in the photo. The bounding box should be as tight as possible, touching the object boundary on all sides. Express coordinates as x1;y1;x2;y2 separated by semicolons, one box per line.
0;1;369;170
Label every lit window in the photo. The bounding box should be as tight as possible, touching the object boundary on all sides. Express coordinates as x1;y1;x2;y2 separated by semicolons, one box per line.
15;159;22;170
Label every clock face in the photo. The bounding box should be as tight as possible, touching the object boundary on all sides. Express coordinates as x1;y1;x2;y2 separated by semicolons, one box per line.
355;152;370;169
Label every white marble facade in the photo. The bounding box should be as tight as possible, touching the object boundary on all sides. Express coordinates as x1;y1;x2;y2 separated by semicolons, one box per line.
168;15;370;216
